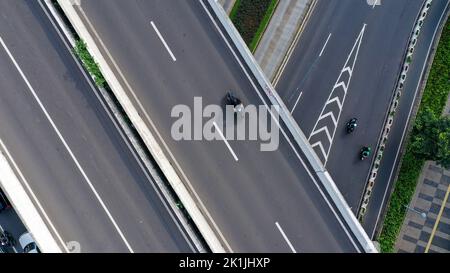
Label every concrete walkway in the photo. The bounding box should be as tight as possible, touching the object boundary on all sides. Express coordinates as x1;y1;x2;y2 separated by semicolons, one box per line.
254;0;313;81
218;0;236;14
395;94;450;253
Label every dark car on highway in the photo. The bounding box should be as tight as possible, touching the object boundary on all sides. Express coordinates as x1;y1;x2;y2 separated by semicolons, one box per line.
0;188;11;212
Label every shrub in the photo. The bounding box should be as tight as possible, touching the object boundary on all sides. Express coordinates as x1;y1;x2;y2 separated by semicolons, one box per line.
378;20;450;252
230;0;277;52
73;39;106;87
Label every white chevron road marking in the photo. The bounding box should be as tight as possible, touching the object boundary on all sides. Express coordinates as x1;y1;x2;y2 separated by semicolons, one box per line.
311;141;328;160
333;81;349;93
319;112;339;127
342;66;353;76
310;126;333;143
309;24;366;164
326;97;344;110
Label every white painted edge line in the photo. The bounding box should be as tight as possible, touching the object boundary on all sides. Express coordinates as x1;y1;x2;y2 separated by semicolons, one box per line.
43;0;76;47
204;0;375;252
213;121;238;161
0;36;133;253
0;138;64;253
371;0;449;238
275;222;297;253
150;21;177;62
319;33;332;57
291;90;303;114
56;0;227;252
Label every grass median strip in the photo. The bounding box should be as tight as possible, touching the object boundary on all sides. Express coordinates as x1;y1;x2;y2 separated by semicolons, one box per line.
378;20;450;253
230;0;279;52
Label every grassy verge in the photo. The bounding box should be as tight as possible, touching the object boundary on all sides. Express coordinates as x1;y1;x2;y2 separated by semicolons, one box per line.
73;39;106;88
378;20;450;253
229;0;241;20
230;0;279;52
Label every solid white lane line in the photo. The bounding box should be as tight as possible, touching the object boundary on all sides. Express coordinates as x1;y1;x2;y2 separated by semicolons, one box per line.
275;222;297;253
213;122;238;162
150;21;177;62
0;36;134;253
319;33;332;57
291;90;303;114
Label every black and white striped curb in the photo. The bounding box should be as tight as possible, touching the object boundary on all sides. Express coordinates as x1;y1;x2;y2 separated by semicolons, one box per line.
358;0;434;221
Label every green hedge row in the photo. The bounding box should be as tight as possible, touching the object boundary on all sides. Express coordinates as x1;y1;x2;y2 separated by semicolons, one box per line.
230;0;277;52
378;20;450;253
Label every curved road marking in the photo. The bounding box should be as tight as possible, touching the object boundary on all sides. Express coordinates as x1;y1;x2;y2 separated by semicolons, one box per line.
371;0;450;238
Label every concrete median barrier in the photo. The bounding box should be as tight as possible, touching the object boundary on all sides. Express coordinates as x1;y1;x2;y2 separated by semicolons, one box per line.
57;0;227;253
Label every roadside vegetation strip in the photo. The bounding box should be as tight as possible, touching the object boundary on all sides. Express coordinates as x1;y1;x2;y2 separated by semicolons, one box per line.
249;0;279;52
358;0;434;222
47;0;209;252
230;0;279;52
378;19;450;253
229;0;241;20
73;39;106;88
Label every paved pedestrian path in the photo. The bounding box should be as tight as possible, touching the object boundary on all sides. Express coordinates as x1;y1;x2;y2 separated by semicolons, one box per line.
254;0;312;81
395;94;450;253
218;0;236;14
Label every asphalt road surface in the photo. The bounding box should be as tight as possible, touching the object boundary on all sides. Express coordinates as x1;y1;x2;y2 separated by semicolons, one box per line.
276;0;426;214
76;0;367;252
363;0;450;237
0;208;27;253
0;0;194;252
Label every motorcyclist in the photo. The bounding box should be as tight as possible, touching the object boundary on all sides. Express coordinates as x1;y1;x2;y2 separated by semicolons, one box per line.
226;92;241;107
361;146;371;159
0;231;12;247
226;92;244;114
347;118;358;133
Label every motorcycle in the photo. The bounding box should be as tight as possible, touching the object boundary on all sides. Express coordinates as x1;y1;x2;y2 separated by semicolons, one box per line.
346;118;358;133
226;92;244;117
0;230;15;247
360;146;371;160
